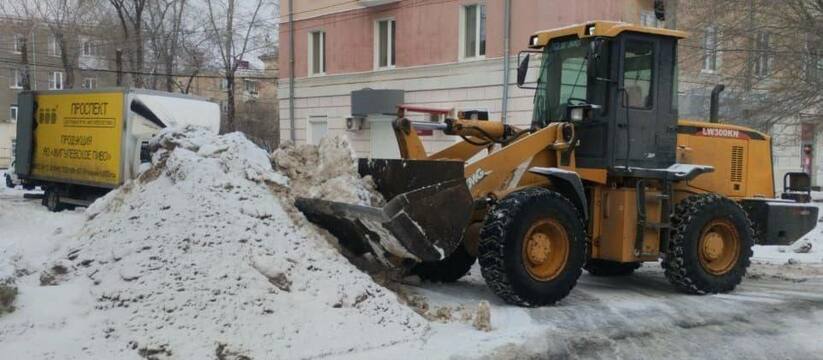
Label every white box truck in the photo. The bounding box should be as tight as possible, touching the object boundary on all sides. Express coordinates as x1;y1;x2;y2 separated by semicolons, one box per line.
11;88;219;211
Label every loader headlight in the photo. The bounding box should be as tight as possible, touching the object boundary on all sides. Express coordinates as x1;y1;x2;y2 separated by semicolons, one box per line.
566;104;601;122
570;107;584;122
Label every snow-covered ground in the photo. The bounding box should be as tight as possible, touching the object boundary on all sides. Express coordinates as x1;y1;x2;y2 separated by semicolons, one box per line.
2;130;823;359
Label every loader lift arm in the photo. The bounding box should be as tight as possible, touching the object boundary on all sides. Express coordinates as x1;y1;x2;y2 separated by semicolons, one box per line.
391;105;585;200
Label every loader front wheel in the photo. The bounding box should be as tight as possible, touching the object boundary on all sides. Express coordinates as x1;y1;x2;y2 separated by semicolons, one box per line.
663;194;754;294
410;243;475;283
479;188;586;307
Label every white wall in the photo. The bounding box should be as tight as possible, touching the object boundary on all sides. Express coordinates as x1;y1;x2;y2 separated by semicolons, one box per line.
277;57;535;157
0;122;15;168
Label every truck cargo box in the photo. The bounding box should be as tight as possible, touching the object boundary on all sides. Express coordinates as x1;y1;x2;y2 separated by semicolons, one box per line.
14;88;219;210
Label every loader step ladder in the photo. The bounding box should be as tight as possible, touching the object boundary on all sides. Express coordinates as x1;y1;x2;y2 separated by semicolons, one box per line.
634;180;673;257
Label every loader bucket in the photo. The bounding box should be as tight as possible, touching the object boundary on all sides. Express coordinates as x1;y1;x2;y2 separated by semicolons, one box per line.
295;159;473;262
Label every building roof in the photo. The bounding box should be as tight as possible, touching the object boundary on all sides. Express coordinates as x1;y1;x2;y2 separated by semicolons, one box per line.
529;21;688;48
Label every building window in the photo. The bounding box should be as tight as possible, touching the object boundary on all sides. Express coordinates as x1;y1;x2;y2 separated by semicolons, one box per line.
754;31;771;77
13;35;26;53
244;79;258;95
308;115;328;145
309;31;326;76
10;69;23;89
49;35;60;56
461;4;486;59
49;71;64;90
703;26;720;72
10;105;18;123
82;40;98;57
375;19;396;69
82;78;97;89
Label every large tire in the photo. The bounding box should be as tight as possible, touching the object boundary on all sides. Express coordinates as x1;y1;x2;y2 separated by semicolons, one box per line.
584;259;641;276
44;188;66;212
478;188;586;307
663;194;754;294
410;243;476;283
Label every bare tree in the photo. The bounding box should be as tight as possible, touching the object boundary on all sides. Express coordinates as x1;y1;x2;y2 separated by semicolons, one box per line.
109;0;148;87
204;0;269;133
677;0;823;134
237;99;279;151
40;0;104;89
143;0;189;91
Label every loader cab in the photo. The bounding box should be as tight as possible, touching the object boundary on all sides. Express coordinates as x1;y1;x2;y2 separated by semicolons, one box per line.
522;22;685;171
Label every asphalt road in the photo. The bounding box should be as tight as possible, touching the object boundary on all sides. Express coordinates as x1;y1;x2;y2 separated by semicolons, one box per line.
413;264;823;360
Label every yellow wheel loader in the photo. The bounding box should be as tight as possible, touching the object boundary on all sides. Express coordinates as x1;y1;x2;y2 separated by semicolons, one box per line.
297;21;819;306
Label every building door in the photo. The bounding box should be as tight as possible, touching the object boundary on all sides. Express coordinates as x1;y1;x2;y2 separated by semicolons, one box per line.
370;116;400;158
308;116;328;145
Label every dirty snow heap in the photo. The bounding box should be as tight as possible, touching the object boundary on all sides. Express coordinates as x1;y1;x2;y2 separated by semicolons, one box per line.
0;127;427;359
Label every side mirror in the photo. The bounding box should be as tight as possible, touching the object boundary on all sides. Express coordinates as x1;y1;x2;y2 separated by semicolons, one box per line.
517;54;530;87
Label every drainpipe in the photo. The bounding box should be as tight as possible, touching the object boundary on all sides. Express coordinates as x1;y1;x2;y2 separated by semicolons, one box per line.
500;0;512;124
31;25;36;90
288;0;296;141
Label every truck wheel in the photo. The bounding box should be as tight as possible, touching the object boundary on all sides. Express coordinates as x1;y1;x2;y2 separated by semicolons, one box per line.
479;188;586;307
44;188;66;212
410;243;475;283
663;194;754;294
584;259;641;276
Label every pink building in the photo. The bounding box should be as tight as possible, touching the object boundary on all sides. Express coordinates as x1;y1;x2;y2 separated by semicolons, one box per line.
279;0;661;157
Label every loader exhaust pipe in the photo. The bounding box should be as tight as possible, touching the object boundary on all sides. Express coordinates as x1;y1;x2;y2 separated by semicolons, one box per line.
709;84;725;123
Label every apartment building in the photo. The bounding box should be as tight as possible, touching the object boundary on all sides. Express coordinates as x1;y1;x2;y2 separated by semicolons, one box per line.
0;18;117;168
674;1;823;188
278;0;659;157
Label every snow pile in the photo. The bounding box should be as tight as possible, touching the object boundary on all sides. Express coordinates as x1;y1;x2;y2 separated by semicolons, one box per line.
271;138;418;265
4;128;427;358
0;183;86;317
271;136;383;206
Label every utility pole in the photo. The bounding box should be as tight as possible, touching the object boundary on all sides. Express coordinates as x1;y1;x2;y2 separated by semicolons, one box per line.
501;0;512;124
288;0;296;142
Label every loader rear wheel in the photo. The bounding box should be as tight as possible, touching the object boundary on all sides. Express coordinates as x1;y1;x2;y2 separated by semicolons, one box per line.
584;259;641;276
663;194;754;294
410;243;475;283
479;188;586;307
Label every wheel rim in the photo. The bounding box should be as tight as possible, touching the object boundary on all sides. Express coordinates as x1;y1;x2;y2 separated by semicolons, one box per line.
521;218;569;281
698;219;741;275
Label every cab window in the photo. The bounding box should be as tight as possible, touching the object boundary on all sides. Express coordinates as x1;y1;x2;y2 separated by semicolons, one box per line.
623;40;654;109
